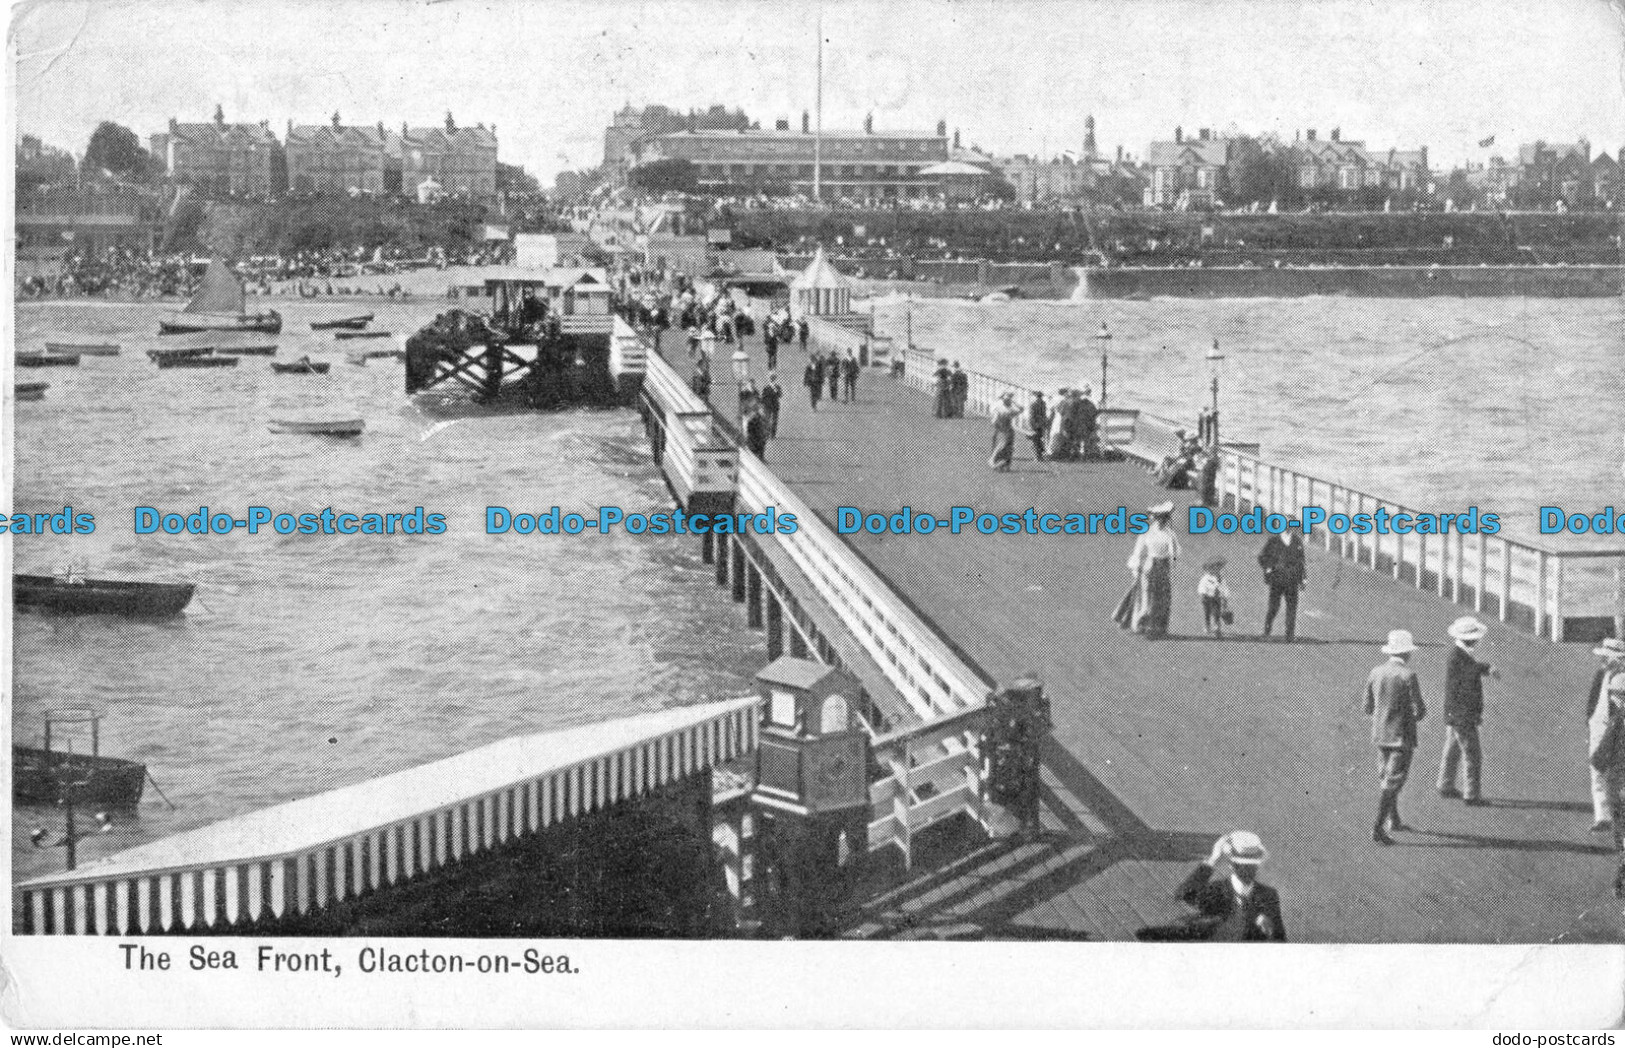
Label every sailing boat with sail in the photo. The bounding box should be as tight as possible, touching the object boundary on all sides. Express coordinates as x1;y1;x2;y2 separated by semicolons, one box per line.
158;258;282;335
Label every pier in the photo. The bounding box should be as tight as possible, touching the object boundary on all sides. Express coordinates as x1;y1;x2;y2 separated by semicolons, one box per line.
648;305;1624;942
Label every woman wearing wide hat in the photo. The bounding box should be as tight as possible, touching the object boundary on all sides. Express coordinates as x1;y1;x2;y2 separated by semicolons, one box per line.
1122;501;1180;637
988;391;1025;472
1437;615;1497;805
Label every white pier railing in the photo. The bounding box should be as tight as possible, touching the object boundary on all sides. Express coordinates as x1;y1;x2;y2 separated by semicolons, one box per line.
1219;451;1625;642
898;345;1624;643
18;699;760;935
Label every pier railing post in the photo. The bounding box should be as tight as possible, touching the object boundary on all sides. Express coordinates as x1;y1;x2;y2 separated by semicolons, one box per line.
1475;532;1487;613
1498;541;1513;623
747;563;763;627
731;541;747;603
766;591;784;662
1535;551;1548;637
716;534;730;587
1550;555;1564;642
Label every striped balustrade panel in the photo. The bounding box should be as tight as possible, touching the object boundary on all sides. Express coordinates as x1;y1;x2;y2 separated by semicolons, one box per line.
18;698;761;935
735;454;987;723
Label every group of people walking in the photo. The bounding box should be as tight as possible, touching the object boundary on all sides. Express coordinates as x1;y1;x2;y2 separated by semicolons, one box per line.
804;351;860;410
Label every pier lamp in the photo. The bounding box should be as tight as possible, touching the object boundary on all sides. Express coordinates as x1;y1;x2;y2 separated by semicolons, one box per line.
1094;322;1112;407
1205;338;1226;449
731;347;752;416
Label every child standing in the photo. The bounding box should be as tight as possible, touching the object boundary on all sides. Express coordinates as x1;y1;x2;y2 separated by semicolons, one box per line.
1198;557;1232;638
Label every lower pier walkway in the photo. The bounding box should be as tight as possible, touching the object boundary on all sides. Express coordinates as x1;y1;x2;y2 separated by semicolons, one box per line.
699;335;1620;943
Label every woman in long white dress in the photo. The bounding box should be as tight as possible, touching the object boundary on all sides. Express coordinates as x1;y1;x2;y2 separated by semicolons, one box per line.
1125;501;1180;637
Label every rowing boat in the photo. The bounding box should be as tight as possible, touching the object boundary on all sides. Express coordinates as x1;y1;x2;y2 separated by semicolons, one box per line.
268;417;365;436
14;574;195;616
16;381;49;401
16;353;80;367
44;342;119;356
270;358;331;374
310;314;374;330
334;330;393;341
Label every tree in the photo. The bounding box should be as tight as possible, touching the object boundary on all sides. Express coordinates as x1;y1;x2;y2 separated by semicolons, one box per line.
629;158;698;194
83;121;150;182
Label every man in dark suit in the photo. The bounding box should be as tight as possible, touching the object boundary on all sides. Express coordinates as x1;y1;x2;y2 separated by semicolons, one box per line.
1258;530;1307;641
1135;831;1286;941
1436;616;1496;805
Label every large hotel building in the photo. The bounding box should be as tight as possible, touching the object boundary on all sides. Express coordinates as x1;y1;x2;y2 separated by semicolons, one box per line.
638;115;950;200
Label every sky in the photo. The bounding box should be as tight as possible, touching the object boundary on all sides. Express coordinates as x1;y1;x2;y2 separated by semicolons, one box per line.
10;0;1625;183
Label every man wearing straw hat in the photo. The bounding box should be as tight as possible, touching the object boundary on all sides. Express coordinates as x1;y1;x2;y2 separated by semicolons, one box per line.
1588;665;1625;894
1135;831;1286;941
1364;628;1428;845
1436;615;1498;805
1585;638;1625;833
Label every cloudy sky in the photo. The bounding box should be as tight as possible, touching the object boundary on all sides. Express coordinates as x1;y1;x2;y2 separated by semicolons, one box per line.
11;0;1625;181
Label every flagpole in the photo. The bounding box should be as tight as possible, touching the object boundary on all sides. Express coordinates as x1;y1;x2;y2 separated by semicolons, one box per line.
814;3;823;204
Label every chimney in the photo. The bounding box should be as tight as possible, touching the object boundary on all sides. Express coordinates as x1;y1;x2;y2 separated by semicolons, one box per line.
1116;145;1123;162
1198;128;1210;142
445;111;456;133
1420;146;1428;171
775;118;789;131
1174;126;1183;144
378;120;386;138
286;119;292;138
402;122;409;139
170;117;179;134
1084;114;1096;155
802;110;810;133
332;111;341;130
936;118;947;138
1331;128;1340;143
1307;129;1317;141
214;104;225;127
953;129;961;150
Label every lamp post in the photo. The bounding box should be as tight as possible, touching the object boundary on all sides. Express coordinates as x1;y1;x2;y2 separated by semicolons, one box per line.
1205;338;1226;450
1094;322;1112;407
732;347;752;419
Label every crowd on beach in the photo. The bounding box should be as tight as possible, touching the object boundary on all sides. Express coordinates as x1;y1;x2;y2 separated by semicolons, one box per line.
17;241;518;301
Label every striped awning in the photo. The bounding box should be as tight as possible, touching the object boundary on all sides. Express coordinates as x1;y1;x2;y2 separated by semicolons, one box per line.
18;697;761;935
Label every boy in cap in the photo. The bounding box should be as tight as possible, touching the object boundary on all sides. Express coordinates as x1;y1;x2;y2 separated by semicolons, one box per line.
1137;831;1286;941
1197;557;1232;638
1437;615;1498;804
1365;629;1427;844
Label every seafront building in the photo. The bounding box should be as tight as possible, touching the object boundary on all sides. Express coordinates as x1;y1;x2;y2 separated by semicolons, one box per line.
286;116;402;196
635;114;950;201
149;106;285;197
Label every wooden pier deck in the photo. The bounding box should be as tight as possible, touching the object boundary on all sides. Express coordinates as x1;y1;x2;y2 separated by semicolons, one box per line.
701;336;1620;943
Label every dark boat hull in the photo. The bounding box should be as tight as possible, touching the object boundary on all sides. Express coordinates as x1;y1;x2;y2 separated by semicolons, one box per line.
14;747;147;807
16;354;80;367
159;312;282;336
270;361;332;374
14;575;195;616
214;344;279;356
311;315;374;330
334;330;392;340
151;355;238;369
16;382;49;400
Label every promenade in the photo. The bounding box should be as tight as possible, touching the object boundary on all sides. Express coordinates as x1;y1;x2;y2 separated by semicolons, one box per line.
701;334;1620;942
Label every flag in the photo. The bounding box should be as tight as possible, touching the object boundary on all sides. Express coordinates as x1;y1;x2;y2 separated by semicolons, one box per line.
1478;135;1495;148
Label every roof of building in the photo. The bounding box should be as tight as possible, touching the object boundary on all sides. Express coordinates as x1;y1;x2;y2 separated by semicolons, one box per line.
920;160;996;177
406;125;500;151
168;121;279;147
792;246;851;291
288;124;401;151
1518;141;1589;165
657;127;943;142
1146;138;1232;167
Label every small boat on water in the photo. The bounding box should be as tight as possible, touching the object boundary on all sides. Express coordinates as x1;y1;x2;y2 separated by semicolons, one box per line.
334;330;393;341
45;341;119;356
268;417;365;437
16;353;80;367
213;343;279;356
159;258;282;335
14;573;195;616
152;354;238;369
147;345;214;360
14;709;146;808
270;357;331;375
311;314;374;331
16;381;49;401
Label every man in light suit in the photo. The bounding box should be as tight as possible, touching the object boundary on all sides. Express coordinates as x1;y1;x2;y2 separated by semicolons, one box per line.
1365;628;1427;845
1135;831;1286;942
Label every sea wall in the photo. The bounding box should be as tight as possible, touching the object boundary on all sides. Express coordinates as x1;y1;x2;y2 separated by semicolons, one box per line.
1078;265;1625;299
